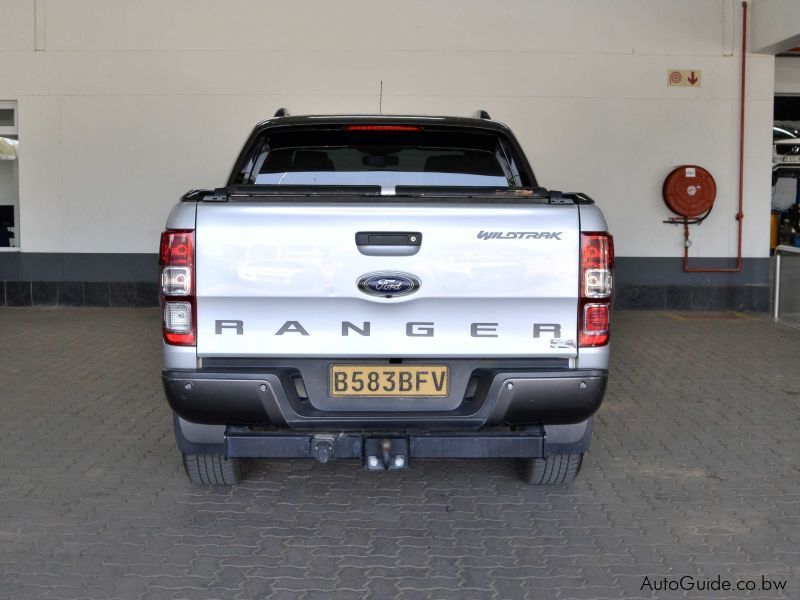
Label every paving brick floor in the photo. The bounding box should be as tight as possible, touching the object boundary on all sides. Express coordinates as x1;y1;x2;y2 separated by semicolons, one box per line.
0;308;798;600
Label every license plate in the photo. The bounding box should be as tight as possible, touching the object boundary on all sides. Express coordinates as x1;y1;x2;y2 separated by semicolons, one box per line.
784;155;800;163
329;365;449;397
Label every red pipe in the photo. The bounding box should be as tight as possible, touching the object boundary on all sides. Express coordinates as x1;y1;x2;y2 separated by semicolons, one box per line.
684;1;746;273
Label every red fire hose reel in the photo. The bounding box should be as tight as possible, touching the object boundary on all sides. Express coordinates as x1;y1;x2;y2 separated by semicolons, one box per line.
661;164;743;273
662;165;716;221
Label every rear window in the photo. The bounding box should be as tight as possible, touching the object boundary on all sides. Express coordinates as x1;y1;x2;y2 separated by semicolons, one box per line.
232;125;532;189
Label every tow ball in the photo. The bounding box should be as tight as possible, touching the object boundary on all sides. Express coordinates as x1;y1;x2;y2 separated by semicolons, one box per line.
365;437;408;471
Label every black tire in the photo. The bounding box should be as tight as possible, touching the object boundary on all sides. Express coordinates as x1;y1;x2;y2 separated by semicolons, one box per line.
517;453;584;485
182;453;243;485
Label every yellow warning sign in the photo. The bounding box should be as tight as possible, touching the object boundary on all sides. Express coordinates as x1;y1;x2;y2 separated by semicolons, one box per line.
668;70;701;88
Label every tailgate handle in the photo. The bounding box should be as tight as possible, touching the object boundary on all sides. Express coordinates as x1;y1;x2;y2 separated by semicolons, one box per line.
355;232;421;256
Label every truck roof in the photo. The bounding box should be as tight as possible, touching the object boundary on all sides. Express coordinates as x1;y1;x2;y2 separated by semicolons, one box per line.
251;114;515;135
180;112;594;205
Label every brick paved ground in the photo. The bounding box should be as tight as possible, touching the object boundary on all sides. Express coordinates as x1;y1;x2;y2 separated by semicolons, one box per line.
0;308;798;600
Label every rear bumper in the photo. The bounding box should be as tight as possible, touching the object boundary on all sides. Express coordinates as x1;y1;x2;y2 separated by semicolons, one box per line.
225;429;548;462
773;164;800;180
163;365;607;429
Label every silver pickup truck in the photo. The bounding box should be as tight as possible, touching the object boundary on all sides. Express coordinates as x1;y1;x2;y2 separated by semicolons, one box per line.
160;111;613;486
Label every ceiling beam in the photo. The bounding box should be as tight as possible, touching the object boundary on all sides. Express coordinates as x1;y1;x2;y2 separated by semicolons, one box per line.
751;0;800;54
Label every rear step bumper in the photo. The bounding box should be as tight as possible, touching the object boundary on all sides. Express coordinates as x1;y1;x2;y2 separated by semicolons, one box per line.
225;429;547;467
163;367;607;429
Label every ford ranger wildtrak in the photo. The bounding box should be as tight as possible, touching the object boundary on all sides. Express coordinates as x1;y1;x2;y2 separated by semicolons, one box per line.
160;110;613;485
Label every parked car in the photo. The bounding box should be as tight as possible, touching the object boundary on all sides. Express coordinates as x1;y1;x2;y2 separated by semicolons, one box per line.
773;125;798;141
773;136;800;186
160;111;613;485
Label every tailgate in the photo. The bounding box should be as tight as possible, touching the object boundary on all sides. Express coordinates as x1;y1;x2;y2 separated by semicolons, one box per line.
195;202;579;358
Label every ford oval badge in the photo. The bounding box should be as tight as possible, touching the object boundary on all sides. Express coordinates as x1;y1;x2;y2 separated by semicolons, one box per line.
357;272;421;298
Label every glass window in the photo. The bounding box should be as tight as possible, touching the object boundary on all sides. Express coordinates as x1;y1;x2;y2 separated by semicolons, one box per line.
0;109;14;128
0;101;16;135
0;102;19;248
237;126;532;189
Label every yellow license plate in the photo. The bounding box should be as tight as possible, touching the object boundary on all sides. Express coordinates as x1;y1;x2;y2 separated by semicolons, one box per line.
329;365;449;397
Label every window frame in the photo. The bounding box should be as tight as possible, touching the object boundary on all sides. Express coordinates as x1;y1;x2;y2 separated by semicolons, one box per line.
0;100;19;251
0;101;18;137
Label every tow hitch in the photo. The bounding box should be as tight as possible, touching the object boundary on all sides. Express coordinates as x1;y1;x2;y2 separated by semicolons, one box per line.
309;434;409;469
365;437;409;471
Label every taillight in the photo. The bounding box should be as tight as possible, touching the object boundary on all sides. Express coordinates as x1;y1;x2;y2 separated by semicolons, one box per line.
579;232;614;347
159;231;193;266
583;304;610;333
160;230;195;346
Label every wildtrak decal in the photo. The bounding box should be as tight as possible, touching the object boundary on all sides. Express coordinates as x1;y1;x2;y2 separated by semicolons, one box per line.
477;231;563;240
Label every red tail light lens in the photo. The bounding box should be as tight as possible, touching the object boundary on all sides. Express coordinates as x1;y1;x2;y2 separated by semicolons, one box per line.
583;304;609;331
581;303;609;346
160;231;193;267
160;230;195;346
579;232;614;348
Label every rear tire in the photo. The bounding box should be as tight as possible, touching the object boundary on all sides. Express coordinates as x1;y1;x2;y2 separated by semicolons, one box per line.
182;453;243;485
517;453;583;485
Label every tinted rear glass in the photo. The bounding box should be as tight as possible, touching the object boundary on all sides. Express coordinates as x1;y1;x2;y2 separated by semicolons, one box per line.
233;126;532;188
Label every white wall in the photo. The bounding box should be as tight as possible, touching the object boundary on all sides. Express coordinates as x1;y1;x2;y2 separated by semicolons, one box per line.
0;0;775;259
776;56;800;94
